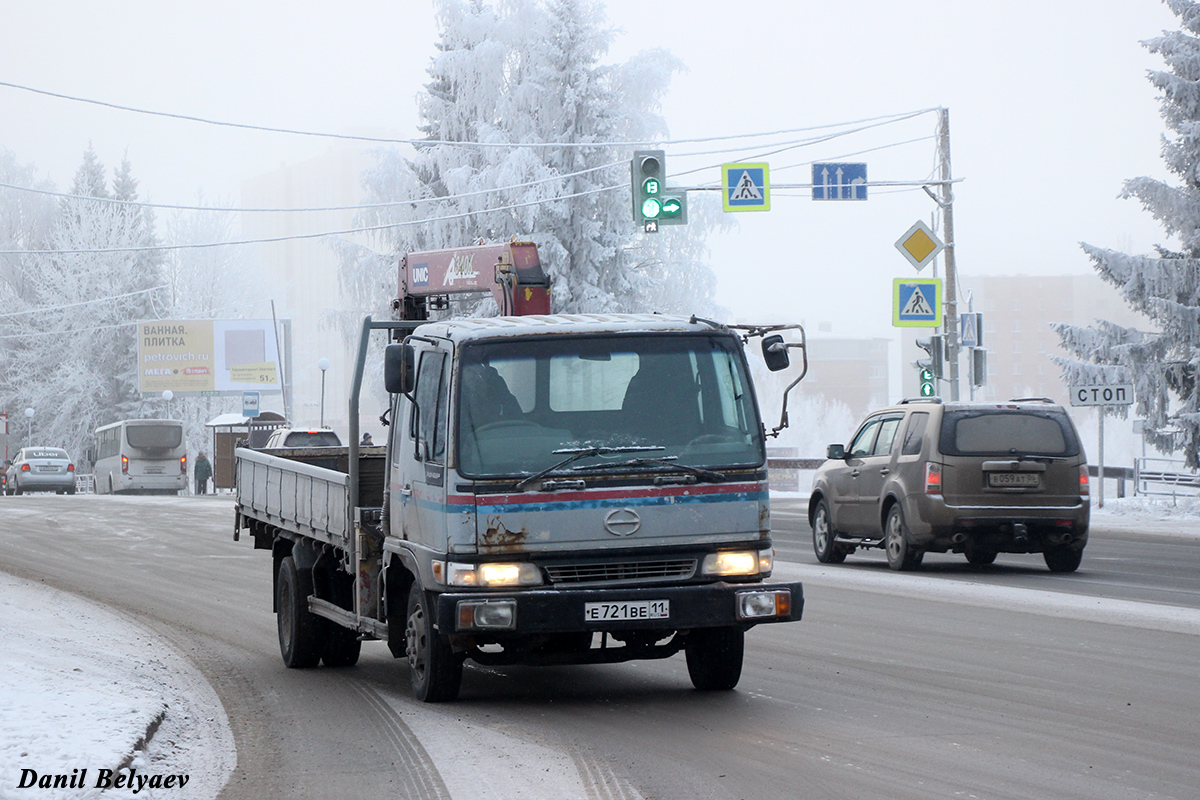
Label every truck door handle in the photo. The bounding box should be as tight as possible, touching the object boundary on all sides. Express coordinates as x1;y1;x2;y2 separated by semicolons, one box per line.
400;485;412;497
850;469;860;478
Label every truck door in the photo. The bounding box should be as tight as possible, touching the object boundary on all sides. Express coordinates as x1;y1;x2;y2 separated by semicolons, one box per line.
395;347;452;551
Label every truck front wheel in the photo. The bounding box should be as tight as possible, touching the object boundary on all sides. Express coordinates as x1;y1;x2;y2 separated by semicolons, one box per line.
278;556;324;668
685;626;744;691
405;584;463;702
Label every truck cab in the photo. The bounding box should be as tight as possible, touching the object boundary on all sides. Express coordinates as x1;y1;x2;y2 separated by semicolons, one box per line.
382;314;802;700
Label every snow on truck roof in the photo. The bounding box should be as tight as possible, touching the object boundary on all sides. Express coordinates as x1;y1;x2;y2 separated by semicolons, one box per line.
413;313;726;342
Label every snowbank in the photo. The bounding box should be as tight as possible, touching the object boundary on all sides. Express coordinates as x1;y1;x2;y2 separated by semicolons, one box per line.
0;573;235;800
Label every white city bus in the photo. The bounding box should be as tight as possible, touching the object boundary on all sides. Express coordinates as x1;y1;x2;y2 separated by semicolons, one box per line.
92;419;187;495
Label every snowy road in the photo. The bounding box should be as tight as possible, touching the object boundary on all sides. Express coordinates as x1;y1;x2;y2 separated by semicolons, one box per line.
2;494;1199;799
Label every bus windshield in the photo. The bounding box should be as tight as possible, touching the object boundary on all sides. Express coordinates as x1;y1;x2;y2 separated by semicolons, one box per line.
455;333;764;479
126;423;183;450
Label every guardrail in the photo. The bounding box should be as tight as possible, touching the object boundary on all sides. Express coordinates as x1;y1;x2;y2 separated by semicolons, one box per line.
1134;457;1200;499
75;473;96;494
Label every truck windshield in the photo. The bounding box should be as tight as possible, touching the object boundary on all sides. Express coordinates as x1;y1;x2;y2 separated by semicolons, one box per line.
456;333;764;478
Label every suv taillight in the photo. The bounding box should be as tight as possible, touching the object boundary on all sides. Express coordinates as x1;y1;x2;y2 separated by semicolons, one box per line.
1080;465;1090;497
924;462;942;494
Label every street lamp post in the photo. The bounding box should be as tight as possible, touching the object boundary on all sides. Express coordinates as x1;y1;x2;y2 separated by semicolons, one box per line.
162;390;174;419
24;407;34;447
317;358;330;428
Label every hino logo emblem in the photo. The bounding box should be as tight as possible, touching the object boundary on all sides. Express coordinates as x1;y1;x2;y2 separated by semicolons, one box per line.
604;507;641;536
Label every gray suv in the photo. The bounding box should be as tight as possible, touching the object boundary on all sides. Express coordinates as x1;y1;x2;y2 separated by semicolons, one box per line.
808;398;1089;572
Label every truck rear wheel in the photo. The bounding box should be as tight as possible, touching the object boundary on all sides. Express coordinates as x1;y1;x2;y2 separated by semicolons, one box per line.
322;625;362;667
405;584;463;702
278;556;324;668
685;626;744;691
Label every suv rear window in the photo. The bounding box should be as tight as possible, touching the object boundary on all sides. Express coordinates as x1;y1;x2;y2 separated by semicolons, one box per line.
938;409;1080;457
283;431;342;447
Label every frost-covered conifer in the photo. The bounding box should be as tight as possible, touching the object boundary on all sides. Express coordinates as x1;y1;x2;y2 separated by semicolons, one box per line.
1053;0;1200;467
0;149;166;458
342;0;720;321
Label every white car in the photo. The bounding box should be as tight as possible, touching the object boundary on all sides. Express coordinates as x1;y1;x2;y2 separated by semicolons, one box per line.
6;448;77;495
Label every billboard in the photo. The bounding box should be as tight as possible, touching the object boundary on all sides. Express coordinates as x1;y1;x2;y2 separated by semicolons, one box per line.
138;319;282;395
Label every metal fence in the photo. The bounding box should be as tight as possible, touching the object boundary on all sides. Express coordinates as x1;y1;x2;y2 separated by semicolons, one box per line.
1134;457;1200;499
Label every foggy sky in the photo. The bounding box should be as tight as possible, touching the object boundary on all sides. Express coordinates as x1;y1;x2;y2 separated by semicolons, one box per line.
0;0;1179;339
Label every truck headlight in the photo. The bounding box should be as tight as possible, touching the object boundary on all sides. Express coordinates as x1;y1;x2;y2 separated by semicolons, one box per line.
701;550;760;577
447;561;542;587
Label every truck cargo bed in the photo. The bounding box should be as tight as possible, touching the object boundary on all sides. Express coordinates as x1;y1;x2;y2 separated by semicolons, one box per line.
235;446;386;547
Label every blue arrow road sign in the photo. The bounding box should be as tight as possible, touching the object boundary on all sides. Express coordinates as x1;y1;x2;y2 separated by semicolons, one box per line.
812;162;867;200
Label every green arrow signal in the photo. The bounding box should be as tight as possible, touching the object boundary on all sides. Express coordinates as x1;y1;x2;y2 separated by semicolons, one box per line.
661;197;682;216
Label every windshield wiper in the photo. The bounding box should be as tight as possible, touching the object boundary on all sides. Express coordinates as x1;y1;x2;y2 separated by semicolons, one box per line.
580;456;726;482
515;445;665;490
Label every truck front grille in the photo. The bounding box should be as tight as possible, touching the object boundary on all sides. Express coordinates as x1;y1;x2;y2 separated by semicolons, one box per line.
544;559;697;586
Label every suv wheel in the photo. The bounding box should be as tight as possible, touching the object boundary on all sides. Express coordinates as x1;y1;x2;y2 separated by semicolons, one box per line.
811;498;846;564
1044;547;1082;573
965;546;997;566
885;504;923;571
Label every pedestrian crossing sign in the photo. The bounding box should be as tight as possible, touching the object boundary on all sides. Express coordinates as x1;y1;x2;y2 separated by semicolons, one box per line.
893;278;942;327
722;163;770;212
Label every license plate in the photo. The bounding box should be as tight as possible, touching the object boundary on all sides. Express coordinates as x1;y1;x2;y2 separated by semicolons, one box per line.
989;472;1039;487
584;600;669;622
145;467;164;474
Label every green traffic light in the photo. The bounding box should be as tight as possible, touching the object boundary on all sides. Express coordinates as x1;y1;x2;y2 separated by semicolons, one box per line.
661;197;681;216
642;177;660;196
920;368;934;382
641;197;662;219
920;383;934;397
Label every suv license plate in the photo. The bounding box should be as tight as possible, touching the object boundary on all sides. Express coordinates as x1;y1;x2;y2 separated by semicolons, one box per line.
989;472;1039;487
584;600;669;622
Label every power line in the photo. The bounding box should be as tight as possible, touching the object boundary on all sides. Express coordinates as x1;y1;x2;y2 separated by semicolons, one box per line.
0;79;937;148
0;183;623;255
0;158;631;214
0;284;169;318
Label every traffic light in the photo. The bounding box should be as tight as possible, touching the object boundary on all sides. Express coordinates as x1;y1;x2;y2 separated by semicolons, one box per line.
916;335;944;397
971;347;988;387
631;150;687;232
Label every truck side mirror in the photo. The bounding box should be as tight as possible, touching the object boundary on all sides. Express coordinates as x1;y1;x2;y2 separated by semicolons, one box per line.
384;343;415;395
762;334;790;371
826;444;846;460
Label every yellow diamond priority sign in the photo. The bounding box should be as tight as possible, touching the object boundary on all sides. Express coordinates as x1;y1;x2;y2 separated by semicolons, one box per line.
894;219;944;272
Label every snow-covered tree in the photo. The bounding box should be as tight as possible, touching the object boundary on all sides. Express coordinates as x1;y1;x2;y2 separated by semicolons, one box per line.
0;148;166;459
1053;0;1200;467
338;0;723;327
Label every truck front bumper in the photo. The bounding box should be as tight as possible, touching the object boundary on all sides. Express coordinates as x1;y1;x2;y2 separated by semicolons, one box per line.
434;580;803;635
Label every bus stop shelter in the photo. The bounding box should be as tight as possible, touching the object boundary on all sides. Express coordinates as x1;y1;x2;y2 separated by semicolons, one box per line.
205;411;287;490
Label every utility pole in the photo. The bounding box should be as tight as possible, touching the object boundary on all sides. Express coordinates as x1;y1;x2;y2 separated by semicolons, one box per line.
938;108;961;401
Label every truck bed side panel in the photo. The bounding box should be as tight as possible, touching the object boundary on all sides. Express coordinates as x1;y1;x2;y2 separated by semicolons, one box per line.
235;447;350;547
